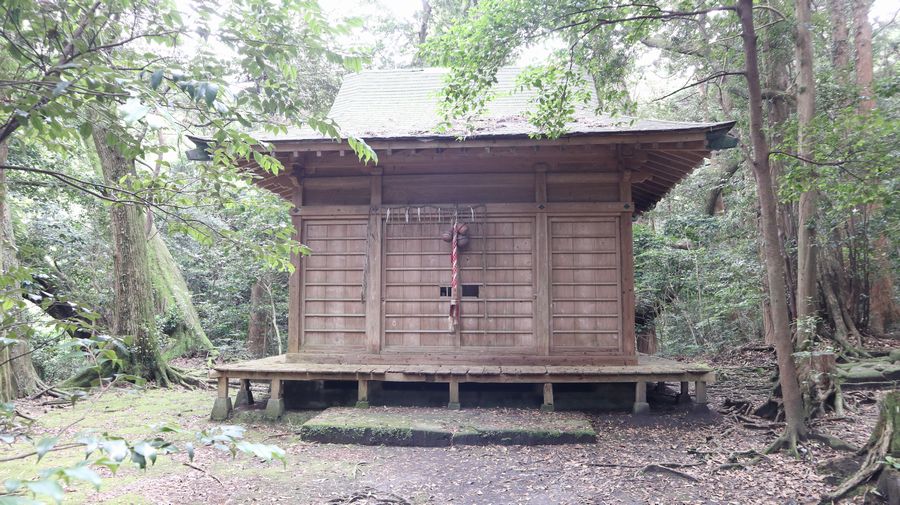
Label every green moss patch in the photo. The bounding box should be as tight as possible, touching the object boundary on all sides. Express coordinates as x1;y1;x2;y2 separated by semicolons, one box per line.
299;407;597;447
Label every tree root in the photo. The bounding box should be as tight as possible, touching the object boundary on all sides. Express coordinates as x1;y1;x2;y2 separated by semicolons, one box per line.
807;432;857;452
821;391;898;503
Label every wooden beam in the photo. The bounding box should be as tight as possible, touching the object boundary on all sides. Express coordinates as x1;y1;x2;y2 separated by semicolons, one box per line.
260;131;711;153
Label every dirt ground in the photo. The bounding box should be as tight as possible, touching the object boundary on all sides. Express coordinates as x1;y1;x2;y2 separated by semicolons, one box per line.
4;348;891;505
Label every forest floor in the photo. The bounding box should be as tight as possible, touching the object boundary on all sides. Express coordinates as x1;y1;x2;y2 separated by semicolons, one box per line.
4;347;893;505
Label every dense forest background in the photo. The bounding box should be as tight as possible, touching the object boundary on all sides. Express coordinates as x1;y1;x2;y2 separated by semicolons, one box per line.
0;0;898;501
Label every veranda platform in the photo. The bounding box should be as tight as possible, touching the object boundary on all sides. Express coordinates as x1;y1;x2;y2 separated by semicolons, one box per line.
208;354;715;421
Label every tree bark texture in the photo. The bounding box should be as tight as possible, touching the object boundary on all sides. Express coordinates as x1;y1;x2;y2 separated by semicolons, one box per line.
829;0;851;83
247;278;268;358
852;0;897;335
763;22;798;325
0;138;41;401
853;0;875;111
737;0;807;441
146;221;213;359
92;126;171;384
795;0;818;349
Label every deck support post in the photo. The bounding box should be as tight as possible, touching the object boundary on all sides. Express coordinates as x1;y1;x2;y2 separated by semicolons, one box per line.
265;378;285;420
356;379;369;408
211;376;233;421
632;381;650;415
234;379;254;407
694;381;708;410
448;379;460;410
541;383;554;412
677;381;691;404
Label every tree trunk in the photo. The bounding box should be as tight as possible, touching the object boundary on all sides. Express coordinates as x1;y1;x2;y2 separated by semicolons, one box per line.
853;0;875;112
146;222;214;359
247;278;268;358
0;138;42;401
795;0;818;350
829;0;851;83
764;33;798;325
737;0;807;448
704;156;740;216
92;126;176;385
852;0;897;335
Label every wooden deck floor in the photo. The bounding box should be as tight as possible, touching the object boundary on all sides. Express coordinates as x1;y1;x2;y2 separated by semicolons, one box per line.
211;354;715;384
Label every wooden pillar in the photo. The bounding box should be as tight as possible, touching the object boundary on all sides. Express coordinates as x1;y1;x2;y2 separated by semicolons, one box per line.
287;171;304;354
265;378;285;419
448;378;460;410
365;170;383;355
235;378;254;407
619;168;636;361
678;381;691;404
632;380;650;415
356;379;370;408
534;165;551;356
541;383;554;412
211;376;233;421
695;380;708;406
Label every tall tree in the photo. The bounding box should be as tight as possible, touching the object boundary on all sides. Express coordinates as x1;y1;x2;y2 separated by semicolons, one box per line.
853;0;898;336
735;0;806;449
0;140;40;402
91;124;184;385
794;0;817;350
425;0;811;451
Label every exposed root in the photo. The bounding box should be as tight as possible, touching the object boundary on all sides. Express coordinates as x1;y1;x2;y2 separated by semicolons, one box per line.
764;428;802;458
807;432;857;452
822;391;898;502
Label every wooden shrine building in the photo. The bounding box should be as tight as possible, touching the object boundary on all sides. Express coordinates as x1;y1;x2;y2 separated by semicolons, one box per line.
197;68;733;419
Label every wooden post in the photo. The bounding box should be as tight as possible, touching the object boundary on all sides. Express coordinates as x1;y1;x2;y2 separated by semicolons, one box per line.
541;383;554;412
618;165;636;362
235;378;254;407
211;376;233;421
534;165;551;356
678;381;691;404
356;379;370;408
695;380;708;406
365;171;383;354
633;380;650;415
287;171;304;354
448;378;460;410
265;378;285;420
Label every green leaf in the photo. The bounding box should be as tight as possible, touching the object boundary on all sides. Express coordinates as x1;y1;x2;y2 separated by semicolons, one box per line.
132;442;157;468
34;437;58;462
24;479;64;504
78;122;93;139
63;464;102;490
120;99;149;124
204;83;218;106
52;81;71;97
150;70;164;90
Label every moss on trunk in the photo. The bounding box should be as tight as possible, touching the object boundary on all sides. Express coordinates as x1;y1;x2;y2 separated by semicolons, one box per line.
147;222;213;359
